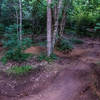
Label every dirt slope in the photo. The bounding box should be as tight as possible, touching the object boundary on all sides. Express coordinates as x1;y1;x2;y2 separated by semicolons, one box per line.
20;39;100;100
20;69;95;100
0;39;100;100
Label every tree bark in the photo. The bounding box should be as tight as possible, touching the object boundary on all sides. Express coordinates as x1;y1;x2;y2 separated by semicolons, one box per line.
52;0;63;49
59;14;66;36
0;0;3;19
47;0;52;56
15;10;19;36
59;6;67;36
19;0;22;41
59;0;71;36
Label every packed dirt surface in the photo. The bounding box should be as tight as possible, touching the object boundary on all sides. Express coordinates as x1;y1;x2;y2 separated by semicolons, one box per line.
0;38;100;100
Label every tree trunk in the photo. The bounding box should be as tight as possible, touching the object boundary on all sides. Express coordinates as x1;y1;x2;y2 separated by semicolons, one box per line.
19;0;22;41
59;7;67;36
47;0;52;56
59;15;66;36
0;0;3;19
52;0;63;49
15;10;19;36
59;0;71;36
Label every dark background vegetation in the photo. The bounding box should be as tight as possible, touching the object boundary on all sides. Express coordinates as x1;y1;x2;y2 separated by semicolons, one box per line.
0;0;100;62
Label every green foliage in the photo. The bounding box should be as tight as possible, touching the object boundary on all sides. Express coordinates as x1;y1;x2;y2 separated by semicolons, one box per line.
5;52;30;62
0;24;4;34
37;53;58;62
75;15;96;36
30;0;47;35
68;0;100;37
2;24;32;61
1;0;100;39
94;22;100;37
6;65;32;75
56;38;73;52
1;56;8;65
95;23;100;30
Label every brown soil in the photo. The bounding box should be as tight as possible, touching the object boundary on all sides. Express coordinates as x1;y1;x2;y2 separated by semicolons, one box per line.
0;38;100;100
25;46;46;55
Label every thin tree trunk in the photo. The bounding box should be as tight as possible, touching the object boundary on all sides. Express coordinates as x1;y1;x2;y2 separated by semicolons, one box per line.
15;10;19;36
59;0;71;36
59;16;66;36
59;8;66;36
19;0;22;41
47;0;52;56
52;0;63;49
54;5;57;22
0;0;3;20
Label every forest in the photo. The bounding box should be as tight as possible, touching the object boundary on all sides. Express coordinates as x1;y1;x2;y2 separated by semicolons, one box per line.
0;0;100;100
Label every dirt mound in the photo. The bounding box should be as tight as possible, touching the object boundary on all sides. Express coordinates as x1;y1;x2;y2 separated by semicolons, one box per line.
25;46;46;55
0;69;58;99
25;46;71;57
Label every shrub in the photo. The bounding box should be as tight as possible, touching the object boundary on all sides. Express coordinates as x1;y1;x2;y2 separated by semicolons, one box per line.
2;24;32;62
68;4;100;37
0;24;5;39
1;56;7;65
6;65;32;75
76;15;96;36
0;24;4;33
56;38;73;52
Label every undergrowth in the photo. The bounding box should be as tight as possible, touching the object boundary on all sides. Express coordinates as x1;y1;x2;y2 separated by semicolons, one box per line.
37;53;58;62
6;65;32;75
1;53;31;65
56;38;73;52
2;24;32;62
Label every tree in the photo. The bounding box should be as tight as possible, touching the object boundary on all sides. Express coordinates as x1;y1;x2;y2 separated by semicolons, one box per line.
19;0;22;41
0;0;3;17
47;0;72;56
52;0;63;49
47;0;52;56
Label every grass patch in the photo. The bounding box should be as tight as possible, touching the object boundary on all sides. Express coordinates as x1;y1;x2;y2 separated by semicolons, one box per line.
37;53;58;62
6;65;32;75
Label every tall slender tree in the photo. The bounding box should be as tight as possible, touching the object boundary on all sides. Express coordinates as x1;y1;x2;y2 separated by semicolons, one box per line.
47;0;52;56
52;0;63;49
0;0;3;19
19;0;22;41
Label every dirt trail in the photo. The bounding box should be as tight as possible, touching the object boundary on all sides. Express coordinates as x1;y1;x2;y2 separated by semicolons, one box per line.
19;39;100;100
20;70;94;100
